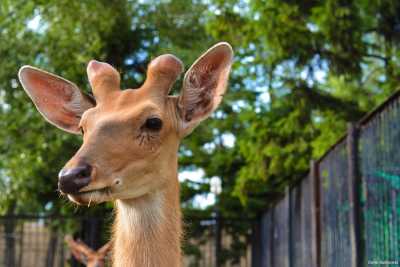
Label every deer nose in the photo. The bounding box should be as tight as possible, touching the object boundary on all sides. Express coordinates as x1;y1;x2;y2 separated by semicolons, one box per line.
58;164;92;194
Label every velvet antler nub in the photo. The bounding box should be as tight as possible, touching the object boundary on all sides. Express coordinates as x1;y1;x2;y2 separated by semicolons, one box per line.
142;54;184;96
87;60;121;101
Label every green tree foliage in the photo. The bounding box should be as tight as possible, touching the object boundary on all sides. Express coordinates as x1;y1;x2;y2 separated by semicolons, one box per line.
1;0;400;264
205;0;400;205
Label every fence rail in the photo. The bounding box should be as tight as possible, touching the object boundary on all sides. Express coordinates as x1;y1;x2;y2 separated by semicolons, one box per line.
253;90;400;267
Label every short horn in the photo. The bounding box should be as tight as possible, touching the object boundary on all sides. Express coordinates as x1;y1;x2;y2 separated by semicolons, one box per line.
142;54;183;96
87;60;120;101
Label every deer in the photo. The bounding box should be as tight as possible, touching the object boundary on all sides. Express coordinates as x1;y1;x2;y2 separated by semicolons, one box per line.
65;235;111;267
18;42;233;267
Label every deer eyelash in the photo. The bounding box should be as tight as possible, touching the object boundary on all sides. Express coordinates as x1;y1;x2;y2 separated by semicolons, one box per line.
136;132;158;146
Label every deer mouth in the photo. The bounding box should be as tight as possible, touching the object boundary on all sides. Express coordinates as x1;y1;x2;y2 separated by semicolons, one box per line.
78;186;111;195
68;186;112;205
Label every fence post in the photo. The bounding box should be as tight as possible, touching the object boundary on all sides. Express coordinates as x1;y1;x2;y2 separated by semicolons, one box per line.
310;160;320;267
251;216;262;267
214;211;222;267
288;188;293;267
347;123;364;267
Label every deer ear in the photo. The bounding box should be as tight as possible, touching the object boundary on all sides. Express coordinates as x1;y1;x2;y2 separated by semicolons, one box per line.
18;66;95;134
177;42;233;136
98;241;112;256
65;236;87;264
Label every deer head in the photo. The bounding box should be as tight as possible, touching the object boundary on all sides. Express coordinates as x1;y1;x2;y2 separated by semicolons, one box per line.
18;43;233;206
65;235;111;267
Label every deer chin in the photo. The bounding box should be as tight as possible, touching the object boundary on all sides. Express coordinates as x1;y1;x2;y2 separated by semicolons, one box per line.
68;187;112;205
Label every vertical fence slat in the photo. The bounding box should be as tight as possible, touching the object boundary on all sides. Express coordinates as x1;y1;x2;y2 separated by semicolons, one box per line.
301;172;314;267
272;193;290;267
260;211;273;267
289;186;299;267
347;123;365;267
251;217;262;267
310;160;320;267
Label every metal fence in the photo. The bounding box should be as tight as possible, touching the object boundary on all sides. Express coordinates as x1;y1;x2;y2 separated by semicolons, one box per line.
0;215;253;267
253;91;400;267
0;216;109;267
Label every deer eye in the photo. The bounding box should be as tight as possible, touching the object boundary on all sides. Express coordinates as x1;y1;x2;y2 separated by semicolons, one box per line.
144;117;163;131
79;127;84;135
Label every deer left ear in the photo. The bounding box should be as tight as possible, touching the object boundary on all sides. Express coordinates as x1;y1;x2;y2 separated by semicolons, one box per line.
18;66;95;134
177;42;233;136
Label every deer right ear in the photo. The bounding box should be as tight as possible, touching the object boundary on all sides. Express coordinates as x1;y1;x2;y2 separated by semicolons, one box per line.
177;42;233;136
18;66;95;134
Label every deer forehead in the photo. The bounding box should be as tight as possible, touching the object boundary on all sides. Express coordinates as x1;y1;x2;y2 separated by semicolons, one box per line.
93;89;164;109
81;90;170;129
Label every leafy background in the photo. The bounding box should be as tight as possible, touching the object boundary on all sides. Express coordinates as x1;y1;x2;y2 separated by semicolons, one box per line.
1;0;400;263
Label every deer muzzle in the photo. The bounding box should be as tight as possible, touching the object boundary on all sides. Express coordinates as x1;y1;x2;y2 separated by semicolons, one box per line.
58;163;92;194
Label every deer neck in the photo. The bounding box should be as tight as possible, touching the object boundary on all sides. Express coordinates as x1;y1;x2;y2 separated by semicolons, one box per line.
112;162;182;267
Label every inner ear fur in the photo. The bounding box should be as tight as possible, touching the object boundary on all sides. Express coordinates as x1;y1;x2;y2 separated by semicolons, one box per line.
178;42;233;133
18;66;95;134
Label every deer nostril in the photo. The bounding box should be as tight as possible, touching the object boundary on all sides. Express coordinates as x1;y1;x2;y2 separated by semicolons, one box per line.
79;165;92;178
58;163;92;194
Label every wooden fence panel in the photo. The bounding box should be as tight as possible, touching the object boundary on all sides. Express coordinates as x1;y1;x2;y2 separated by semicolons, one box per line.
259;211;273;267
253;92;400;267
301;173;317;267
271;193;290;267
318;140;353;267
289;173;317;267
359;98;400;264
290;185;302;267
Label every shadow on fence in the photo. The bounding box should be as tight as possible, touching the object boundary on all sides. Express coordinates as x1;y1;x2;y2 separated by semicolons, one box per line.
253;91;400;267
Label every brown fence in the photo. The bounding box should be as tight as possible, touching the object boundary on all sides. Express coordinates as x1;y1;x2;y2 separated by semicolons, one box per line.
253;91;400;267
